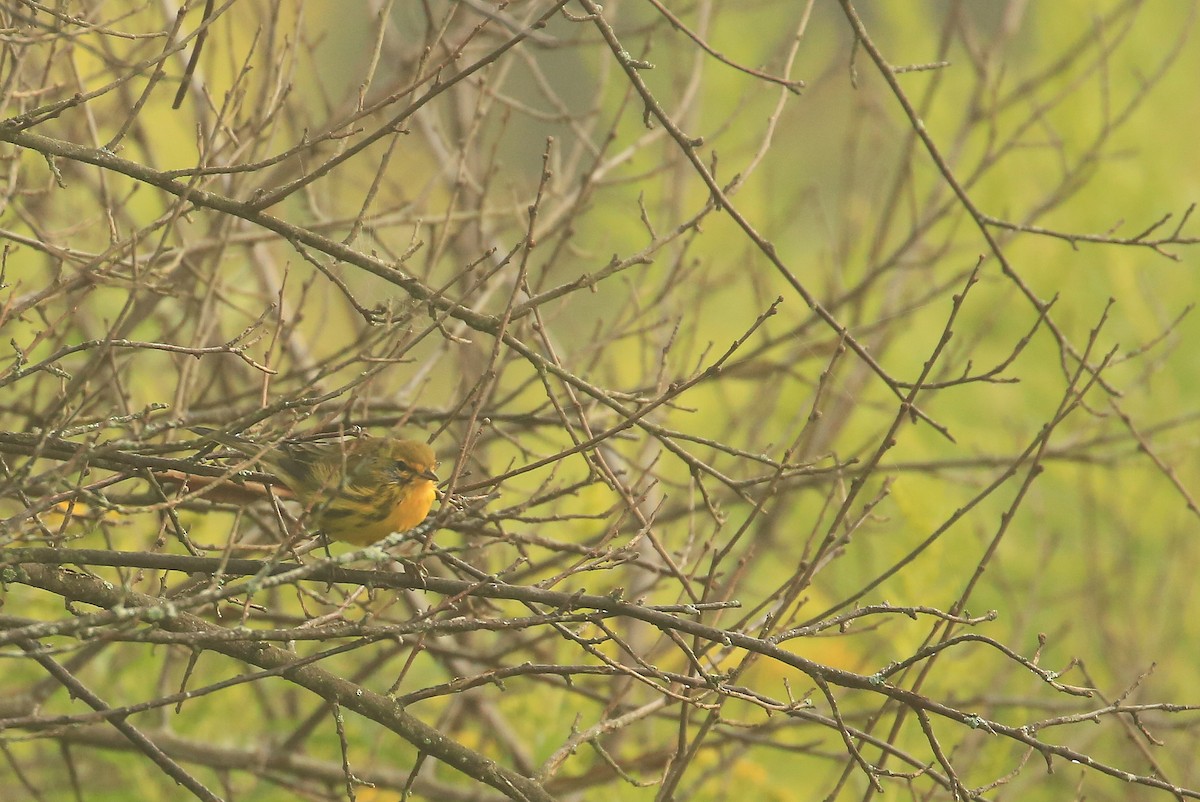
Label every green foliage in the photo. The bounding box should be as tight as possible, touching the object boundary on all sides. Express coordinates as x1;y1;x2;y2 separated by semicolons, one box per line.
2;2;1199;801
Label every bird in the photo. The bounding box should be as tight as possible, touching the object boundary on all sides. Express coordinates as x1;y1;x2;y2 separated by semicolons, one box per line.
191;428;439;546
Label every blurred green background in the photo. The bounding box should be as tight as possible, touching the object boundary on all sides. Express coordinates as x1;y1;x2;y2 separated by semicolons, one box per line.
3;1;1199;800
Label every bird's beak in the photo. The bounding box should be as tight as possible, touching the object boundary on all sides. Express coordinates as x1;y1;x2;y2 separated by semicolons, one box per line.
420;467;439;482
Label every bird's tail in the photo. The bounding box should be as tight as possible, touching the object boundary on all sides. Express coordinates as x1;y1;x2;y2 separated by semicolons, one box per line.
190;427;311;492
189;426;263;455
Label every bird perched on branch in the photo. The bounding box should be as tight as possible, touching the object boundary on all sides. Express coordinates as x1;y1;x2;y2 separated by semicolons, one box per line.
192;428;439;546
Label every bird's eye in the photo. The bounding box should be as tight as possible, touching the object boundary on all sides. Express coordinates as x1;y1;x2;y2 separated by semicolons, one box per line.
393;460;411;473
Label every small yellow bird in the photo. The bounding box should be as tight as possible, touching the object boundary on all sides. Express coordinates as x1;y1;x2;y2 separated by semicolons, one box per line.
193;428;439;546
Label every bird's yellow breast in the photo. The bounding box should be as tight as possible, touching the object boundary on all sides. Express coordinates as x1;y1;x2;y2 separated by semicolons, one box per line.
386;479;438;532
324;478;437;546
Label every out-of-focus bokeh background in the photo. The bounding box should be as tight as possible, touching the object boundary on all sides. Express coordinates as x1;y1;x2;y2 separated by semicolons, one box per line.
2;2;1199;800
